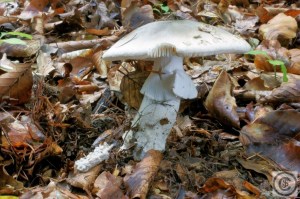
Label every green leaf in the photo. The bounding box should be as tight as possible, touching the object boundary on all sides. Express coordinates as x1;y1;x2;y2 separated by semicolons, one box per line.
1;38;27;45
153;3;170;14
160;4;170;13
245;50;271;59
280;63;288;82
0;0;15;2
268;60;288;82
1;31;32;39
268;60;285;66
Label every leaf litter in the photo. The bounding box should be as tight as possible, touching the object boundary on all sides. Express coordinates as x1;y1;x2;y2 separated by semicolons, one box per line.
0;0;300;198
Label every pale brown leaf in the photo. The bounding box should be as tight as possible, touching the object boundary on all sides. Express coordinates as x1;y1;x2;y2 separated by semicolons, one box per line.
93;171;126;199
259;13;297;42
67;165;101;196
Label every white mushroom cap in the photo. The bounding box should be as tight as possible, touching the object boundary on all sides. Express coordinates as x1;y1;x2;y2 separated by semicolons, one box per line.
103;20;251;60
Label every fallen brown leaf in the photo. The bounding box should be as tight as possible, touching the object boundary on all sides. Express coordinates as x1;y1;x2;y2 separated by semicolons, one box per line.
67;165;101;197
239;109;300;171
122;1;154;29
20;181;88;199
0;39;41;57
124;150;163;199
0;164;23;195
121;70;149;109
93;171;126;199
0;64;32;105
262;78;300;103
205;70;240;128
199;177;257;199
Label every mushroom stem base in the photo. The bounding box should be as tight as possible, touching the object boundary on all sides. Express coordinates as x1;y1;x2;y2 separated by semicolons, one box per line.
122;96;180;159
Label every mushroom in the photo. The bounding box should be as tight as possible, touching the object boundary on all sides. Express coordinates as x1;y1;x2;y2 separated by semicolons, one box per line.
103;20;251;158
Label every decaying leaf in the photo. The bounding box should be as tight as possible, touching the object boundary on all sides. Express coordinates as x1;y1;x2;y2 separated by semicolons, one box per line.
107;63;135;92
254;40;290;72
204;70;240;128
19;181;87;199
255;5;274;23
67;165;101;196
260;78;300;103
259;13;297;42
244;77;273;91
288;49;300;75
93;171;125;199
124;150;163;199
0;165;23;195
0;39;41;57
240;109;300;171
237;157;279;183
0;63;33;105
92;50;108;78
122;1;154;29
0;115;45;149
213;169;262;197
0;114;62;178
36;50;55;77
199;177;258;199
121;70;149;109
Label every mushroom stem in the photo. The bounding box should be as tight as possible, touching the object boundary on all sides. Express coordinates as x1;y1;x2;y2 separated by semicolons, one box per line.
122;95;180;159
122;56;197;159
141;56;198;101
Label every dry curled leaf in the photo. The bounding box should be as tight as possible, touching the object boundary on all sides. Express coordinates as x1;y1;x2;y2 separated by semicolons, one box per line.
204;70;240;128
259;13;297;42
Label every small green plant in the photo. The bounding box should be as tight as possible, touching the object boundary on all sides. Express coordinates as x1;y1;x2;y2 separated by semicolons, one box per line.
0;31;32;45
153;3;171;15
246;50;288;82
